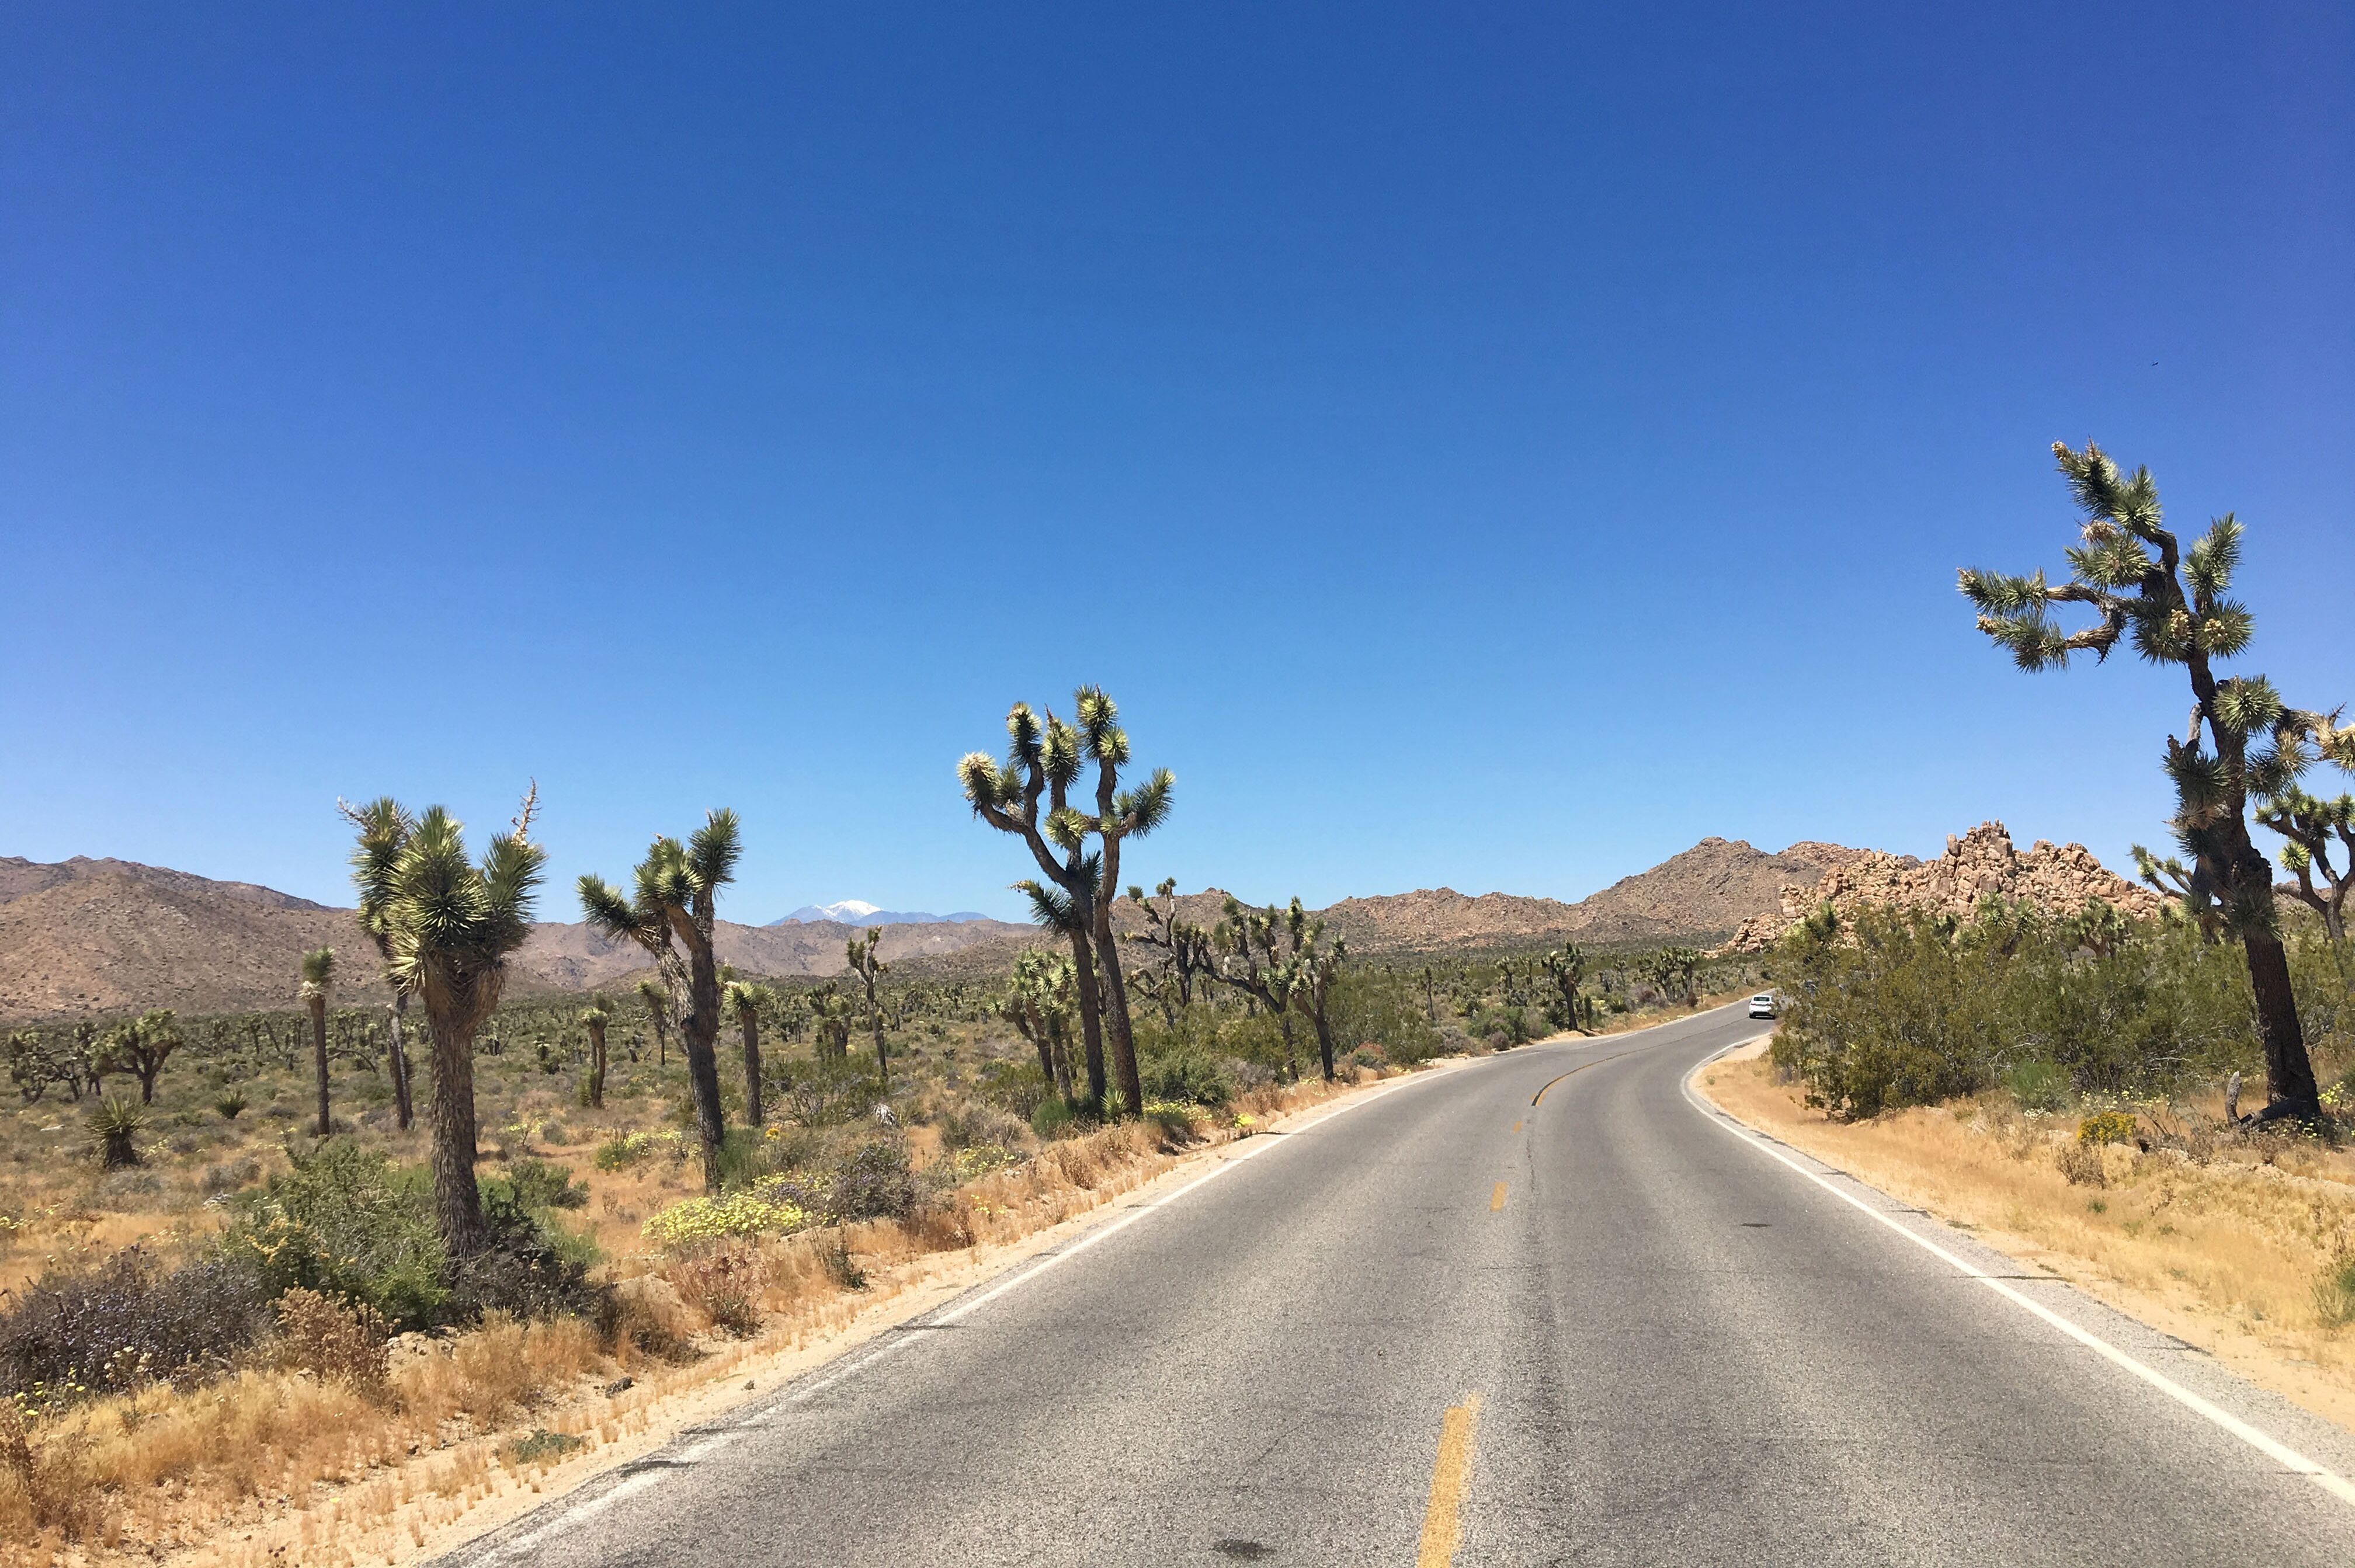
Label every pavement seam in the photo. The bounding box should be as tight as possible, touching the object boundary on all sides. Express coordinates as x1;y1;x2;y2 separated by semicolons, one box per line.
1682;1041;2355;1510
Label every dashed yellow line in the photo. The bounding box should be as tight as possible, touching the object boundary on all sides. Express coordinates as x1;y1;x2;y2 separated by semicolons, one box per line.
1511;1119;1522;1134
1491;1181;1508;1211
1416;1393;1482;1567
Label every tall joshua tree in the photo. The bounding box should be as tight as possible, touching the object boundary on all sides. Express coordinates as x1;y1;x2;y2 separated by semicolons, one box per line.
1126;878;1216;1026
1211;898;1308;1082
346;787;545;1257
1285;899;1348;1082
99;1009;183;1104
342;798;417;1131
1540;941;1589;1034
580;809;742;1192
2258;784;2355;943
961;703;1111;1110
724;980;770;1124
300;946;336;1136
1070;687;1174;1118
845;930;890;1088
579;995;614;1110
999;949;1079;1103
1960;443;2355;1120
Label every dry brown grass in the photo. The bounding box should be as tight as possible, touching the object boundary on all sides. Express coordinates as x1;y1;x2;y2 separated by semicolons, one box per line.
1700;1049;2355;1433
0;1065;1414;1567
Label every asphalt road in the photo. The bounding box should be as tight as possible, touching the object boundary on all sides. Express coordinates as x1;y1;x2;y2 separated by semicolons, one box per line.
447;1004;2355;1567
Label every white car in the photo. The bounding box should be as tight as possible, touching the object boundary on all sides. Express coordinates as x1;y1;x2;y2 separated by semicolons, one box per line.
1747;992;1777;1019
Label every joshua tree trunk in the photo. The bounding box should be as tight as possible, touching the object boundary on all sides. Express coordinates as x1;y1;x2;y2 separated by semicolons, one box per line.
673;955;728;1193
738;1004;763;1126
585;1014;607;1110
308;996;331;1136
1090;923;1145;1117
1311;1006;1336;1082
387;995;414;1131
421;996;488;1257
1067;929;1108;1110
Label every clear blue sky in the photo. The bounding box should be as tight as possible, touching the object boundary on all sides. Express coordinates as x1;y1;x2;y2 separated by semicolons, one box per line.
4;3;2350;923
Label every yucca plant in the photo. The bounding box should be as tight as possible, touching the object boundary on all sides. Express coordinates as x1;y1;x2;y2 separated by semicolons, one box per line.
579;995;614;1111
1960;443;2354;1119
844;931;890;1088
213;1090;248;1122
89;1095;145;1171
722;979;768;1124
299;945;336;1136
342;798;417;1131
346;785;546;1254
579;809;741;1192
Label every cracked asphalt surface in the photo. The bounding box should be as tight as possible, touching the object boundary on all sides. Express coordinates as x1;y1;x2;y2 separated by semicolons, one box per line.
441;1003;2355;1566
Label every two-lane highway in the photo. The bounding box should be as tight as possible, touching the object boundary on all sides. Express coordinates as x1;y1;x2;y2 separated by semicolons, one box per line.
447;1004;2355;1566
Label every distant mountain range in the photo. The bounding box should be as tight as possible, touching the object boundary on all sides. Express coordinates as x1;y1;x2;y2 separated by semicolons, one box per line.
6;833;2118;1023
769;901;994;927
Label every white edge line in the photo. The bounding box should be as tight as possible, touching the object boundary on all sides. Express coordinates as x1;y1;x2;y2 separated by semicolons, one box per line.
1681;1040;2355;1510
465;1054;1496;1562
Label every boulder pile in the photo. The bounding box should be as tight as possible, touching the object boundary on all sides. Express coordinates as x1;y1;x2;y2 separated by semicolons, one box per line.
1718;821;2163;953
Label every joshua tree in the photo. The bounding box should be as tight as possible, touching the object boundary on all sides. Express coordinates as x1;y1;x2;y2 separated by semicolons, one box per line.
579;995;614;1110
345;787;545;1256
1286;900;1349;1082
1211;897;1307;1082
99;1009;184;1104
1071;687;1175;1117
724;978;770;1124
1960;443;2354;1119
999;949;1080;1103
961;704;1111;1109
1125;879;1216;1025
1642;946;1700;1007
635;977;672;1066
341;798;417;1131
2258;783;2355;943
845;930;890;1087
299;947;336;1135
807;981;855;1062
1540;941;1589;1034
580;810;742;1193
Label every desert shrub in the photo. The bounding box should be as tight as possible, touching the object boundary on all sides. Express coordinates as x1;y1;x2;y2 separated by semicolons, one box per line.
780;1057;884;1127
825;1139;918;1222
212;1091;248;1121
2054;1140;2107;1187
0;1246;274;1404
2078;1111;2138;1146
595;1130;665;1171
199;1156;262;1195
87;1096;146;1170
1030;1097;1078;1139
948;1143;1015;1181
820;1235;867;1290
1141;1100;1200;1144
2315;1256;2355;1329
937;1103;1027;1153
665;1246;762;1334
2002;1059;2072;1113
1769;902;2274;1119
273;1287;391;1390
642;1190;809;1250
978;1059;1053;1121
448;1190;610;1324
1330;969;1443;1065
227;1141;449;1327
495;1157;590;1211
1139;1050;1234;1108
713;1125;774;1189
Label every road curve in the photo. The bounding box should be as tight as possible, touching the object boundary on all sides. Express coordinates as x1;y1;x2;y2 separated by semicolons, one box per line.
444;1004;2355;1567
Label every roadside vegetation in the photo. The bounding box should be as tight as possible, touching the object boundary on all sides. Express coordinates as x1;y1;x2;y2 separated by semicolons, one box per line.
1718;440;2355;1428
0;681;1742;1566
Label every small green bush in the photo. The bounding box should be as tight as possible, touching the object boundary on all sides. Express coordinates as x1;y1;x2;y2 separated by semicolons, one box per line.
1030;1097;1078;1139
1139;1051;1233;1108
2316;1256;2355;1329
227;1142;449;1327
495;1157;589;1211
2003;1060;2072;1114
641;1190;808;1251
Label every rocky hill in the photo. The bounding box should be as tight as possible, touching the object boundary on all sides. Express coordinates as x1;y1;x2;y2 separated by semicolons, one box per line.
1718;822;2161;952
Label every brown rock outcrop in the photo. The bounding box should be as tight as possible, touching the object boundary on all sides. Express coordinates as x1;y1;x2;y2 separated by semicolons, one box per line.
1718;821;2162;953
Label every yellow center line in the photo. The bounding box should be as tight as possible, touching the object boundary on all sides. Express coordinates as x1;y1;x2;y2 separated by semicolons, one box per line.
1416;1393;1482;1568
1530;1048;1643;1105
1511;1119;1522;1134
1490;1181;1508;1211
